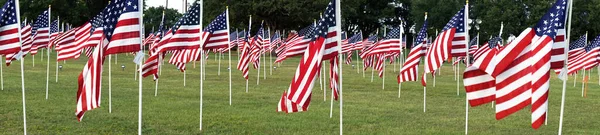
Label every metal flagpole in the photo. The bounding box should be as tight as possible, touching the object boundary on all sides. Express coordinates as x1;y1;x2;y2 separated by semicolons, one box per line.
322;62;325;101
198;0;204;130
15;1;27;133
246;15;251;93
46;5;51;100
1;56;3;90
55;17;60;83
398;20;404;98
582;69;585;97
423;12;427;113
382;27;386;89
263;52;266;79
574;71;577;87
138;0;145;133
464;1;470;134
335;0;343;133
109;55;112;112
226;7;232;105
134;63;137;80
559;0;573;133
218;51;221;76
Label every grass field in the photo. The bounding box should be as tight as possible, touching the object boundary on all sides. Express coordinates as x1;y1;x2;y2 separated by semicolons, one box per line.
1;50;599;134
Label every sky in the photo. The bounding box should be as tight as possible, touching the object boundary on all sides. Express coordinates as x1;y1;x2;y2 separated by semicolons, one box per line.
146;0;194;13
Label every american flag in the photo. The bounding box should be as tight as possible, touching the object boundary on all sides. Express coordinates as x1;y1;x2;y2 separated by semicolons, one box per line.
32;10;50;51
463;0;567;129
270;31;281;49
351;32;363;50
49;19;60;48
143;31;155;46
77;14;105;50
76;34;106;121
0;0;22;63
237;24;252;80
103;0;142;55
250;23;265;69
374;55;385;78
281;0;338;112
219;29;238;53
472;37;501;61
364;27;401;56
397;17;427;83
142;12;168;79
55;27;80;61
564;35;587;74
581;36;600;70
6;23;33;65
359;35;378;59
423;9;460;85
444;8;467;57
341;32;362;53
568;35;599;73
275;24;315;63
202;11;229;50
468;35;478;56
262;28;271;52
329;56;339;100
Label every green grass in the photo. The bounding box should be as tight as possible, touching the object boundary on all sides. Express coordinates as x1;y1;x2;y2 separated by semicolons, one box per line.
1;50;599;134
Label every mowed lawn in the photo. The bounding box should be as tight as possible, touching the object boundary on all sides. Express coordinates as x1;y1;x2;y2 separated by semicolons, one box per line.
1;50;599;134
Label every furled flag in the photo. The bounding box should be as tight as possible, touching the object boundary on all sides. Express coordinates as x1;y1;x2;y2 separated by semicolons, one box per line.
103;0;142;55
564;35;587;74
397;16;427;83
463;0;567;129
275;24;315;63
0;0;22;64
202;11;229;50
364;27;401;57
32;10;50;53
280;0;338;113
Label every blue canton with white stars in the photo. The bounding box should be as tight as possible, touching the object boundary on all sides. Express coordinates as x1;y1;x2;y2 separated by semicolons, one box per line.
32;10;49;35
298;24;315;40
488;37;502;49
102;0;139;40
348;32;362;44
534;0;567;39
172;2;200;34
442;8;465;33
90;13;104;35
586;35;600;52
414;19;428;47
0;0;17;27
367;35;378;43
271;31;280;41
50;20;59;33
569;35;586;50
230;30;238;41
255;23;264;40
469;36;478;46
383;27;400;40
313;0;336;39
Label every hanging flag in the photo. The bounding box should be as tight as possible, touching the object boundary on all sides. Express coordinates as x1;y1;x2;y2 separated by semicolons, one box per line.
423;10;458;86
0;0;23;65
468;35;479;56
447;8;467;57
237;24;252;80
202;11;229;50
49;19;60;48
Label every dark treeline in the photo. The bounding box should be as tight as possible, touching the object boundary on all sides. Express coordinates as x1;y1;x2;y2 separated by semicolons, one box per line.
6;0;599;44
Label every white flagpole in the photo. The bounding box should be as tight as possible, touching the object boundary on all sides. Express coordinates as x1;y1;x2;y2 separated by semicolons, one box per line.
257;57;260;85
598;65;599;85
246;15;251;93
464;1;470;134
137;0;146;133
382;28;386;89
1;56;3;90
55;17;60;83
218;51;221;76
115;54;118;64
322;62;325;101
15;1;27;133
581;69;585;97
226;7;232;105
109;55;112;113
559;0;573;134
32;51;34;67
357;32;362;74
184;70;187;86
330;68;334;118
398;21;403;97
45;5;51;100
423;12;428;113
574;71;577;87
199;0;204;131
335;0;343;133
263;53;266;79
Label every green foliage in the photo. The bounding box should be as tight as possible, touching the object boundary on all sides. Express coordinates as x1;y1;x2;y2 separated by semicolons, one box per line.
143;6;182;35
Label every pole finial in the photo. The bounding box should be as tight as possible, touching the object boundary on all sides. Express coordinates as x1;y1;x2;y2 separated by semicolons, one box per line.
425;12;428;16
226;6;229;9
466;0;469;4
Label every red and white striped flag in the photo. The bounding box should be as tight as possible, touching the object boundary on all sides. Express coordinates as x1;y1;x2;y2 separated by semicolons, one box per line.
282;0;338;112
76;36;106;121
32;10;50;52
103;0;142;55
0;0;22;65
54;28;80;61
397;18;426;83
275;24;315;63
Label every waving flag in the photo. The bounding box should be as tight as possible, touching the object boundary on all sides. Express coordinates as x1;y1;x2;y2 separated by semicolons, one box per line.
6;22;33;65
55;28;79;61
463;0;567;129
76;35;106;121
468;36;478;55
250;23;265;69
281;0;338;112
398;16;427;83
364;27;401;57
0;0;22;59
423;9;459;85
275;24;315;63
237;24;252;80
564;35;587;74
103;0;142;55
49;19;60;47
202;11;229;50
569;35;599;73
472;37;501;61
32;10;50;52
446;8;467;57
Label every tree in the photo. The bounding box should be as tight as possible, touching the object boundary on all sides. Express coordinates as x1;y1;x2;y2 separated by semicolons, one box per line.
143;6;183;35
